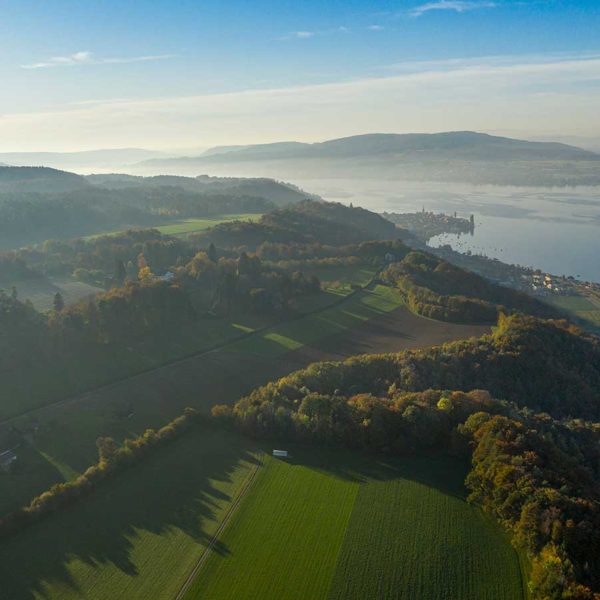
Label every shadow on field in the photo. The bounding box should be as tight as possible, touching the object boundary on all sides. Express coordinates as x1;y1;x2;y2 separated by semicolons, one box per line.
0;428;258;599
285;446;468;499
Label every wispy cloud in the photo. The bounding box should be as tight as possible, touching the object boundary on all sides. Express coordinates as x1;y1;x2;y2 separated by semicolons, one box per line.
279;26;350;41
368;25;385;31
289;31;315;39
410;1;497;17
3;52;600;150
21;51;175;70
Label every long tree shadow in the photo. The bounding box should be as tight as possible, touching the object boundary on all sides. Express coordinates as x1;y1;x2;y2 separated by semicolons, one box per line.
282;443;469;498
0;427;259;599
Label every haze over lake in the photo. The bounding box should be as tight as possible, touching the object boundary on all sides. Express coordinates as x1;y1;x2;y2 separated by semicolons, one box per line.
292;179;600;283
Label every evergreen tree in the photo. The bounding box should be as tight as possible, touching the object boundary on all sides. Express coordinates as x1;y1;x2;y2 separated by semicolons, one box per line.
208;242;217;263
53;292;64;312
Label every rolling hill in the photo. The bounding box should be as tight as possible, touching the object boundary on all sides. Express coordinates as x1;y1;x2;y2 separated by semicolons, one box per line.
0;166;90;193
133;132;600;185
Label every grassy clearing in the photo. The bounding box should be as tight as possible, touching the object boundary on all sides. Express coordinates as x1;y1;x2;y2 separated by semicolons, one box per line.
328;457;524;600
546;294;600;329
227;284;404;357
84;214;262;240
184;450;360;600
185;450;524;600
155;214;262;237
302;265;377;297
5;277;102;312
0;429;259;600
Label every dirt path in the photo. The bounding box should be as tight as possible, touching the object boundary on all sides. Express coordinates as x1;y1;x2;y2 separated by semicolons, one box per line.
174;452;265;600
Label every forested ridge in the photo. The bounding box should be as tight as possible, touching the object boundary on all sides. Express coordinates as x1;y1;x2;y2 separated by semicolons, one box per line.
382;250;558;323
0;166;310;247
214;314;600;598
2;196;599;599
193;200;398;249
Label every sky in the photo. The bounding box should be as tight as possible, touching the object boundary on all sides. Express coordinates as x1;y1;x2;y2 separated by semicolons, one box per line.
1;0;600;151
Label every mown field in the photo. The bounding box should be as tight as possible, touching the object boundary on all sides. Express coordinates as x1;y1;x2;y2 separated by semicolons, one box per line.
546;294;600;328
83;214;263;241
0;281;487;517
154;214;262;237
228;284;405;357
0;429;260;600
184;450;525;600
7;277;102;312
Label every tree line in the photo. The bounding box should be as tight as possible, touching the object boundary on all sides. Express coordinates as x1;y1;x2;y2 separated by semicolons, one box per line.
0;408;202;538
213;335;600;599
382;250;559;323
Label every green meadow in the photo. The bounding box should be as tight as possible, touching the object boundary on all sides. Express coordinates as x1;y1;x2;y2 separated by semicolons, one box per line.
83;213;262;240
227;284;404;357
185;450;525;600
154;214;262;236
0;429;259;600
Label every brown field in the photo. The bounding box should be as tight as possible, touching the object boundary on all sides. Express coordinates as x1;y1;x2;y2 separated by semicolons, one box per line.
287;304;488;364
19;304;488;468
3;298;489;515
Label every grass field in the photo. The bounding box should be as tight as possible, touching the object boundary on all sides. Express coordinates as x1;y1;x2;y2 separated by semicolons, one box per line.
184;449;525;600
300;265;377;297
0;281;487;517
228;284;404;357
84;214;262;240
7;277;102;312
546;294;600;328
0;429;260;600
154;214;262;237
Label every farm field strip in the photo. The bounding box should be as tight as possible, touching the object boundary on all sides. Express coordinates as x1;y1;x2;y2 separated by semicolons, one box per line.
183;453;360;600
155;214;262;236
226;284;404;357
0;430;260;600
175;452;264;600
328;457;524;600
183;452;525;600
82;213;262;240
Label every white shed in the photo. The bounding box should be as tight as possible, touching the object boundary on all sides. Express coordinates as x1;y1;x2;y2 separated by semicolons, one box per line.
272;449;288;458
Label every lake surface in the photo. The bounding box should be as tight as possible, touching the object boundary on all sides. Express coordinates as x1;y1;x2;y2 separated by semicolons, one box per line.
292;179;600;283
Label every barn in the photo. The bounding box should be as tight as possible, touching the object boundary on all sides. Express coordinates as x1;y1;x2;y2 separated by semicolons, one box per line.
272;449;288;458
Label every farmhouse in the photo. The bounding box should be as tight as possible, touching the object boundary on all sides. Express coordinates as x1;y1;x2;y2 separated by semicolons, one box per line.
272;449;288;458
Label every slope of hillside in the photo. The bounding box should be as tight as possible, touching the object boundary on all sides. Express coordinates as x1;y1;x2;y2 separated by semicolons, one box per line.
87;173;316;206
134;132;600;185
193;200;398;248
240;314;600;419
197;132;600;162
0;166;89;193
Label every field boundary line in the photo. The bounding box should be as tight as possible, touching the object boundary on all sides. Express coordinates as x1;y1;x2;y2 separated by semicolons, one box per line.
0;270;382;427
174;451;265;600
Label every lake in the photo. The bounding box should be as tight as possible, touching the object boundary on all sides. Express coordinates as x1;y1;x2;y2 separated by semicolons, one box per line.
292;179;600;283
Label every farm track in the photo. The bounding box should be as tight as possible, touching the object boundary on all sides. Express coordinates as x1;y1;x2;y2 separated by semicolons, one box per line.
0;277;375;428
174;451;265;600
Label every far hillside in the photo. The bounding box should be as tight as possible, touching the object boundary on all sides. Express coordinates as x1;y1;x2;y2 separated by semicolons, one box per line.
0;166;312;249
87;173;317;207
133;131;600;186
0;166;89;193
193;200;397;249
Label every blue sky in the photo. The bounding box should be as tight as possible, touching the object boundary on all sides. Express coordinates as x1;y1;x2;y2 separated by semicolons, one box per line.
1;0;600;150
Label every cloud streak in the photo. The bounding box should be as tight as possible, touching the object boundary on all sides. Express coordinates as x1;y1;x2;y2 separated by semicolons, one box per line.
3;53;600;150
22;51;175;70
410;1;497;17
279;26;350;41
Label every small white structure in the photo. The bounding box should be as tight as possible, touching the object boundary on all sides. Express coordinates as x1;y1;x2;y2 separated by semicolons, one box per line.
272;449;288;458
